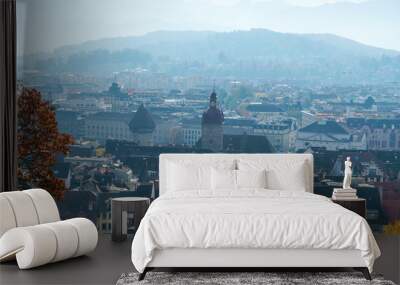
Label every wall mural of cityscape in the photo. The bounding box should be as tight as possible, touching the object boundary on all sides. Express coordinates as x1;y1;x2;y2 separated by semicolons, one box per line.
16;0;400;235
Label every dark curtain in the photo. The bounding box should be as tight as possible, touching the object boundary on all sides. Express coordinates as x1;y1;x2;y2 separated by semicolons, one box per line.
0;0;17;192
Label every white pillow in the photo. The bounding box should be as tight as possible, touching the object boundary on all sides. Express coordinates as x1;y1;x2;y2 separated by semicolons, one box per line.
236;169;267;189
167;162;211;191
211;168;237;190
266;161;307;191
166;160;236;192
238;159;308;191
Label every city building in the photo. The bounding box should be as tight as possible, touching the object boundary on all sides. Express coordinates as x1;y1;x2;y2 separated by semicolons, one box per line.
105;82;131;112
181;117;202;147
57;96;108;113
223;117;256;135
254;122;295;152
55;110;85;140
296;120;366;151
85;112;135;143
201;90;224;152
129;104;156;146
153;117;182;146
245;103;284;122
347;118;400;151
364;120;400;151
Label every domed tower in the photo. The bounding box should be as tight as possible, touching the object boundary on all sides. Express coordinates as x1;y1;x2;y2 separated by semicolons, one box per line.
129;104;156;146
201;89;224;152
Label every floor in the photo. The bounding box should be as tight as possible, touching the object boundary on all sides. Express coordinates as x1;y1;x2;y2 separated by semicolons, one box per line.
0;234;134;285
1;234;398;285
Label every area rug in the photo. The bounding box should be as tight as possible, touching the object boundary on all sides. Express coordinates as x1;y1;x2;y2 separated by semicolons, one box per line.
116;271;396;285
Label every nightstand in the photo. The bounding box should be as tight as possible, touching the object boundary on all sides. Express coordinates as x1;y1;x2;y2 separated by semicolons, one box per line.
332;198;366;218
111;197;150;242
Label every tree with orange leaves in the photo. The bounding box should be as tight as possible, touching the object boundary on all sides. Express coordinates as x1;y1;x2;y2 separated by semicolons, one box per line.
17;88;74;200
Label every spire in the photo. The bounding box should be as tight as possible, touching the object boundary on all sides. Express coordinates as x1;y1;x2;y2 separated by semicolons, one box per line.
210;81;217;107
210;91;217;106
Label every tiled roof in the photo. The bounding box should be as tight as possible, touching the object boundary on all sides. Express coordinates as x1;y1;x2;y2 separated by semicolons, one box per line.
299;120;348;135
246;103;284;113
69;145;95;157
224;118;257;127
86;112;134;123
346;118;366;128
347;118;400;129
255;124;291;131
366;119;400;128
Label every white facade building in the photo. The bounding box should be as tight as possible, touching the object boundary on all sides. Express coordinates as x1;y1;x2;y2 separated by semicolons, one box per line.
85;112;135;142
347;118;400;151
57;97;108;113
181;118;202;147
296;120;366;151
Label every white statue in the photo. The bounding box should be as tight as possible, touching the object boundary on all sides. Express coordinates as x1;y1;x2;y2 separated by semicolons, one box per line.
343;156;353;189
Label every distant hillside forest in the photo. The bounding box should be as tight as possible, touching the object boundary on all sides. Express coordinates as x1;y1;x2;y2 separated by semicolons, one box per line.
22;30;400;84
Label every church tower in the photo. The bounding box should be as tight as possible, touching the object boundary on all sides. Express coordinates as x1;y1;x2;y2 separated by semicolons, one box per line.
201;89;224;152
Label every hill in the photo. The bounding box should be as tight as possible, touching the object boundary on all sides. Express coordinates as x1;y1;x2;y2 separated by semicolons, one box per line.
32;29;400;84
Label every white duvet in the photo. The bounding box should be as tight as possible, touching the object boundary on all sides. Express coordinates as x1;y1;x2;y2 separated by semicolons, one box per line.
131;190;380;273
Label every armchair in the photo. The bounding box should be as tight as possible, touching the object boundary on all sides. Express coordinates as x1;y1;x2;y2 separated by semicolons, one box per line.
0;189;98;269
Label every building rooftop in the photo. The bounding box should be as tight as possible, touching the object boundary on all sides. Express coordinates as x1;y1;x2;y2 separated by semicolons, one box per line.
299;120;348;135
347;118;400;129
129;104;156;133
86;112;134;123
346;118;366;129
366;119;400;129
246;103;284;113
224;118;257;127
69;145;95;157
255;124;291;131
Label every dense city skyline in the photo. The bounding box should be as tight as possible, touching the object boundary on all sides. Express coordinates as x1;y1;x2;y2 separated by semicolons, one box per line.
15;0;400;235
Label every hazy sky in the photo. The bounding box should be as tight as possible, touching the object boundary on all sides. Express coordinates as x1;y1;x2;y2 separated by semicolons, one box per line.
17;0;399;55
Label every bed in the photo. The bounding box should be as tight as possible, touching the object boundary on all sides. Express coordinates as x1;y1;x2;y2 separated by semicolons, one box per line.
131;154;380;280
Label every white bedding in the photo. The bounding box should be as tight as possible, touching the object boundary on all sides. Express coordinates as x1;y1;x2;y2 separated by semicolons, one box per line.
131;190;380;273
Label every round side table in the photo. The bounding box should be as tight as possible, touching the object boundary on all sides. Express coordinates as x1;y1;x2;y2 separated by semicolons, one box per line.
111;197;150;242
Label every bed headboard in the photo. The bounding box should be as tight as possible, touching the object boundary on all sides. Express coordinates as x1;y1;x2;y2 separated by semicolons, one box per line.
159;153;314;196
